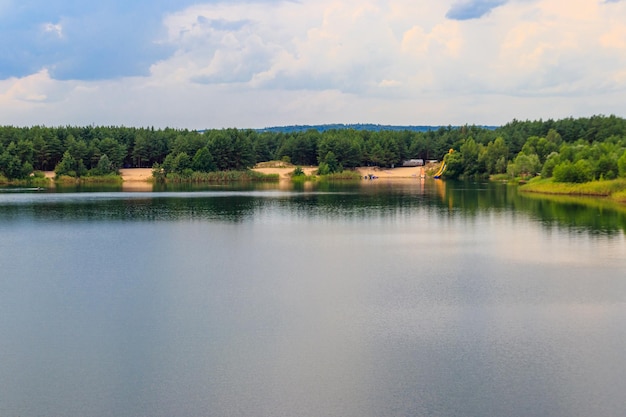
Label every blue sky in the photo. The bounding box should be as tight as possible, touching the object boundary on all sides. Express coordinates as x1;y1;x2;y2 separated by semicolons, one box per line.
1;0;625;128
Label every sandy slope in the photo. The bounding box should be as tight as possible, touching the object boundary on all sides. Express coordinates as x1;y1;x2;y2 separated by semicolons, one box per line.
44;165;433;182
254;165;429;180
119;168;153;181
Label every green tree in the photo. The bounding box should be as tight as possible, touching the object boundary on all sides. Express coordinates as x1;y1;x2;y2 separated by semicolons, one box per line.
318;131;362;168
442;151;463;179
192;147;216;172
93;154;115;175
320;151;341;173
595;154;618;180
460;137;483;177
173;152;192;174
479;137;508;174
540;153;560;178
55;150;87;177
618;150;626;178
521;136;558;163
98;138;126;169
553;160;594;183
132;132;151;167
507;153;541;179
0;151;27;179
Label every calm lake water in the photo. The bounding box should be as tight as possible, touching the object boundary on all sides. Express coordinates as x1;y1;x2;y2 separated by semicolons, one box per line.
1;180;625;417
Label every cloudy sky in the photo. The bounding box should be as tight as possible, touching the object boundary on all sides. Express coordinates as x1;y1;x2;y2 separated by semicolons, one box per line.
1;0;625;129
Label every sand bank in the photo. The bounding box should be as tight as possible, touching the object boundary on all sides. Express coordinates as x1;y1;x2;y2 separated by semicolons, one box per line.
44;165;434;183
253;165;430;180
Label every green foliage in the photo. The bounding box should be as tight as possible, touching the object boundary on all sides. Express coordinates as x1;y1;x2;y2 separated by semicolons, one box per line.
162;152;193;175
618;150;626;178
595;154;618;180
507;153;541;179
191;147;216;172
2;115;626;185
365;131;401;167
521;177;626;198
553;160;594;183
459;137;483;177
319;170;362;181
277;130;319;165
292;166;305;176
479;137;508;174
442;151;463;179
317;162;331;176
97;137;126;169
320;151;342;173
207;129;256;171
152;163;166;182
0;152;26;179
93;154;116;176
541;153;560;178
318;131;362;168
173;152;192;173
163;170;278;183
55;150;87;178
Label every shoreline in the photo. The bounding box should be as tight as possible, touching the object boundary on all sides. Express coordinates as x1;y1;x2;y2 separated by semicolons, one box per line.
253;165;430;180
44;165;433;183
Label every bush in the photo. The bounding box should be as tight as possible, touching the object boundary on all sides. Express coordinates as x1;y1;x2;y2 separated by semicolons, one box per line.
553;160;594;183
618;151;626;178
507;153;541;179
317;162;331;175
161;170;279;183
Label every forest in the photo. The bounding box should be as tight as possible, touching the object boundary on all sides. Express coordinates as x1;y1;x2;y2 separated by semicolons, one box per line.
1;115;626;183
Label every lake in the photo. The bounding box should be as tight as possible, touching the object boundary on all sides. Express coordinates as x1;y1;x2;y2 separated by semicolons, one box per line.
1;179;625;417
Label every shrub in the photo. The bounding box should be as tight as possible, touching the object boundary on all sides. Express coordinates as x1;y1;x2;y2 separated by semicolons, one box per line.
618;151;626;178
553;160;594;183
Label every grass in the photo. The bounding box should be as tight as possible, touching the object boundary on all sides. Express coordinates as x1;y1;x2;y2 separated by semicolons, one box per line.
319;170;363;181
55;173;123;184
0;173;51;187
163;170;280;183
519;177;626;202
290;174;317;182
285;169;362;183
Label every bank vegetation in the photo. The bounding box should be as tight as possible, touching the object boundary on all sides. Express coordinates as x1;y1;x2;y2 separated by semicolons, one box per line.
1;115;626;192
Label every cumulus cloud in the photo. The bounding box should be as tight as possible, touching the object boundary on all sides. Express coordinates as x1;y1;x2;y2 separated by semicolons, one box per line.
154;0;462;96
1;0;626;128
0;69;71;104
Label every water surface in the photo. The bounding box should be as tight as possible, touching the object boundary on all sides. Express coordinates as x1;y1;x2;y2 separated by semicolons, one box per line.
1;180;625;417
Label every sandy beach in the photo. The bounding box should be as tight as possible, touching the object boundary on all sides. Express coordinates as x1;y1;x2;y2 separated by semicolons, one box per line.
44;164;433;183
253;165;429;180
119;168;154;182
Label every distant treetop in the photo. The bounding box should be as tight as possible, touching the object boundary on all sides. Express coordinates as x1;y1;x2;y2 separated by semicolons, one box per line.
255;124;498;133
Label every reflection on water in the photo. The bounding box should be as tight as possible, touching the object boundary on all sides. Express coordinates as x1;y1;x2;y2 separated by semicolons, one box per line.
2;180;625;234
0;180;625;417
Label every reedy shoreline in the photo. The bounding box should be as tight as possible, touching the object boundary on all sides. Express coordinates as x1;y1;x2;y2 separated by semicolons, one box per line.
519;177;626;203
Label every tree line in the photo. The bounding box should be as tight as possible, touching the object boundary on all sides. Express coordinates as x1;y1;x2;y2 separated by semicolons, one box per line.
1;115;626;182
443;115;626;182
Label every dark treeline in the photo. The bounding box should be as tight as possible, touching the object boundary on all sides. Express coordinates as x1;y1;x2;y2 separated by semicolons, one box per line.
1;115;626;181
256;123;497;133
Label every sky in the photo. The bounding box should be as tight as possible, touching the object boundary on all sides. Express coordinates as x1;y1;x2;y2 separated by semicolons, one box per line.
1;0;625;129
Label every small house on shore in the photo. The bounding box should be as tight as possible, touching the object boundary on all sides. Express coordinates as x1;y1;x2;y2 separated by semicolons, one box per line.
402;159;424;167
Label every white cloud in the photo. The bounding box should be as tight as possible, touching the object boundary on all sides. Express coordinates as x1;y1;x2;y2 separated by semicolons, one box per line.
2;0;626;128
0;69;69;103
43;22;63;39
